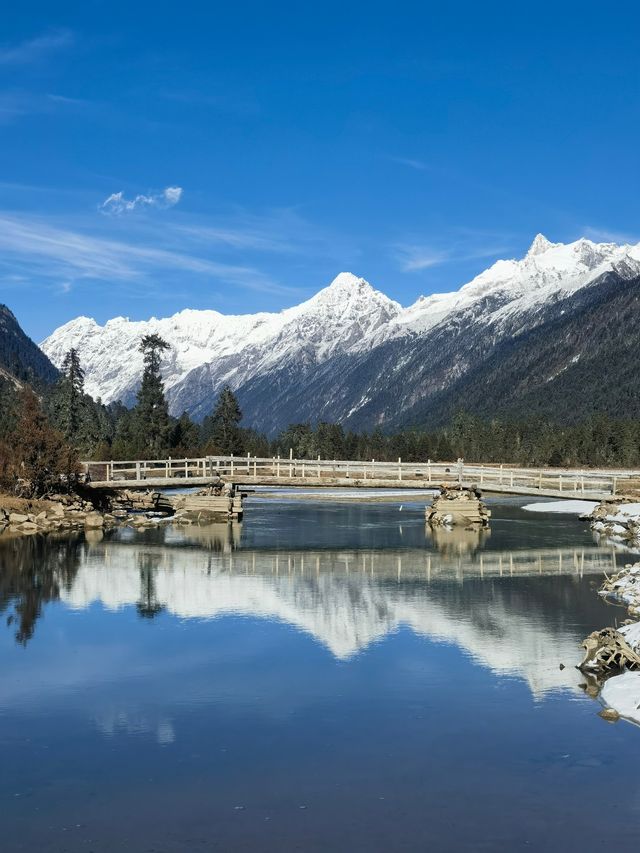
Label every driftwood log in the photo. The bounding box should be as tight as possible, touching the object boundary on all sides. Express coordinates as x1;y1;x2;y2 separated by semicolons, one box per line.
579;627;640;674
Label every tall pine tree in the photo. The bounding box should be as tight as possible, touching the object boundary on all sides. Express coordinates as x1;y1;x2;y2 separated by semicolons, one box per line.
202;385;243;454
52;348;85;442
133;334;171;457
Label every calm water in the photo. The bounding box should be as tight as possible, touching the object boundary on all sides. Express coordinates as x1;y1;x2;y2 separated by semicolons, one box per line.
1;494;640;852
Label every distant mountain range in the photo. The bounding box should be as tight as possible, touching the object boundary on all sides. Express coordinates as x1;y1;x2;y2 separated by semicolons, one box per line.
38;234;640;432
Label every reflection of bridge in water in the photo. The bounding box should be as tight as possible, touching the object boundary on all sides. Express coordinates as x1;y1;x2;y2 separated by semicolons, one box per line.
102;523;621;581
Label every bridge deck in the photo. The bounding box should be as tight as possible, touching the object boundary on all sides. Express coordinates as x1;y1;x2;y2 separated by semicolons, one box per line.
85;474;612;500
82;455;638;500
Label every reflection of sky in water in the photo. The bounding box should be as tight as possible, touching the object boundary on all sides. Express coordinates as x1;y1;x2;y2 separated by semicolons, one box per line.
1;498;640;852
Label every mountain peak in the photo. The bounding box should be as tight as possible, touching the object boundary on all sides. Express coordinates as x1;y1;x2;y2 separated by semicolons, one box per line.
310;272;394;308
526;233;557;257
326;272;369;291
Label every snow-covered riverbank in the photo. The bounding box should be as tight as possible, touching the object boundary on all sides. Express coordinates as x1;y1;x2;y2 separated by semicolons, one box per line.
590;562;640;726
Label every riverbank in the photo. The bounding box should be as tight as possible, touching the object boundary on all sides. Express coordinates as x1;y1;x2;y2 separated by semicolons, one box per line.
0;492;117;536
581;496;640;726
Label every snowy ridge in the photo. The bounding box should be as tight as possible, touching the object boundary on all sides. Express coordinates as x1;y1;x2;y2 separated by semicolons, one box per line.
381;234;640;342
41;235;640;411
42;272;400;404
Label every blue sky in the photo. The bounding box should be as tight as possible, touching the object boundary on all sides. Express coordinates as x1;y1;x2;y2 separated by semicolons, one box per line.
1;0;639;341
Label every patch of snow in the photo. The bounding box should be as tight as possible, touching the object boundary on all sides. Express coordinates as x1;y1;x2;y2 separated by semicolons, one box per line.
522;500;598;515
601;671;640;726
607;503;640;523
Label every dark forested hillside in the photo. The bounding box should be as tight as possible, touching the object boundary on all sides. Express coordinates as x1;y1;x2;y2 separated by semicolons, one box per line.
401;270;640;428
0;305;59;386
228;270;640;435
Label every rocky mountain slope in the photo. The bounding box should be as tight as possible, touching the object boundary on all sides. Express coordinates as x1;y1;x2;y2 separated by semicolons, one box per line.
41;235;640;431
0;305;58;387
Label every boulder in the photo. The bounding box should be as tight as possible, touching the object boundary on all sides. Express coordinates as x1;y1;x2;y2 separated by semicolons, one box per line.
84;512;105;529
9;513;29;524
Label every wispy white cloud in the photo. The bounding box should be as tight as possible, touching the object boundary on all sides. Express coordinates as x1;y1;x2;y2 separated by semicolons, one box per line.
393;232;512;273
100;186;183;215
582;226;639;245
0;29;73;65
394;245;450;271
179;207;359;262
389;156;430;171
0;91;87;123
0;212;298;297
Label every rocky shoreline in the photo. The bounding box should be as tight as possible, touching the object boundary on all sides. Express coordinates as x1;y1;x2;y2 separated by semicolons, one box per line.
0;485;244;538
0;493;167;536
589;497;640;549
580;496;640;726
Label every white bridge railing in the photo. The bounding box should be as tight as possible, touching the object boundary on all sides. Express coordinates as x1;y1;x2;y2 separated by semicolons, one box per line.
81;455;638;496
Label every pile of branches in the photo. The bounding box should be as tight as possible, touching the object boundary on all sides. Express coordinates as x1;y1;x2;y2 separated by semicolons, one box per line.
579;627;640;675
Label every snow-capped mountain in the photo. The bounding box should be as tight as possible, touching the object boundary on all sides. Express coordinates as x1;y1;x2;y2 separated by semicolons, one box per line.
42;272;401;406
381;233;640;341
41;235;640;428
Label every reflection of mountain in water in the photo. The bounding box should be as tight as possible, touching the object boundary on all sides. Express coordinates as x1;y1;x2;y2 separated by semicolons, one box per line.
0;524;619;698
59;532;618;698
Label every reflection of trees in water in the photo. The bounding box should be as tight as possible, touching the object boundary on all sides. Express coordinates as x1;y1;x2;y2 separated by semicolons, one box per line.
136;552;165;619
0;534;83;644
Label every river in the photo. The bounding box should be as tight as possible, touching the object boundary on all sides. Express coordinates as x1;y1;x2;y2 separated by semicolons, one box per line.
1;493;639;852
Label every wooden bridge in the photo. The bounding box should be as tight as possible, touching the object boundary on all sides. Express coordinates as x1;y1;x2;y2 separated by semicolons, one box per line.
82;454;639;499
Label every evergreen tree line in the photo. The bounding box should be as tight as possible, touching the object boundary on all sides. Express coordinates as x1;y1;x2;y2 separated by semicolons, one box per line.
4;335;640;490
270;412;640;467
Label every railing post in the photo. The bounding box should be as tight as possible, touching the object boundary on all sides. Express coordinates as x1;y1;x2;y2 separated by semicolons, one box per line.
289;447;293;478
277;455;280;477
168;456;172;478
613;476;617;495
253;456;257;478
109;460;113;482
428;459;432;483
247;452;251;473
184;458;188;478
398;457;402;481
231;454;234;478
317;455;321;479
500;463;503;485
136;462;141;481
